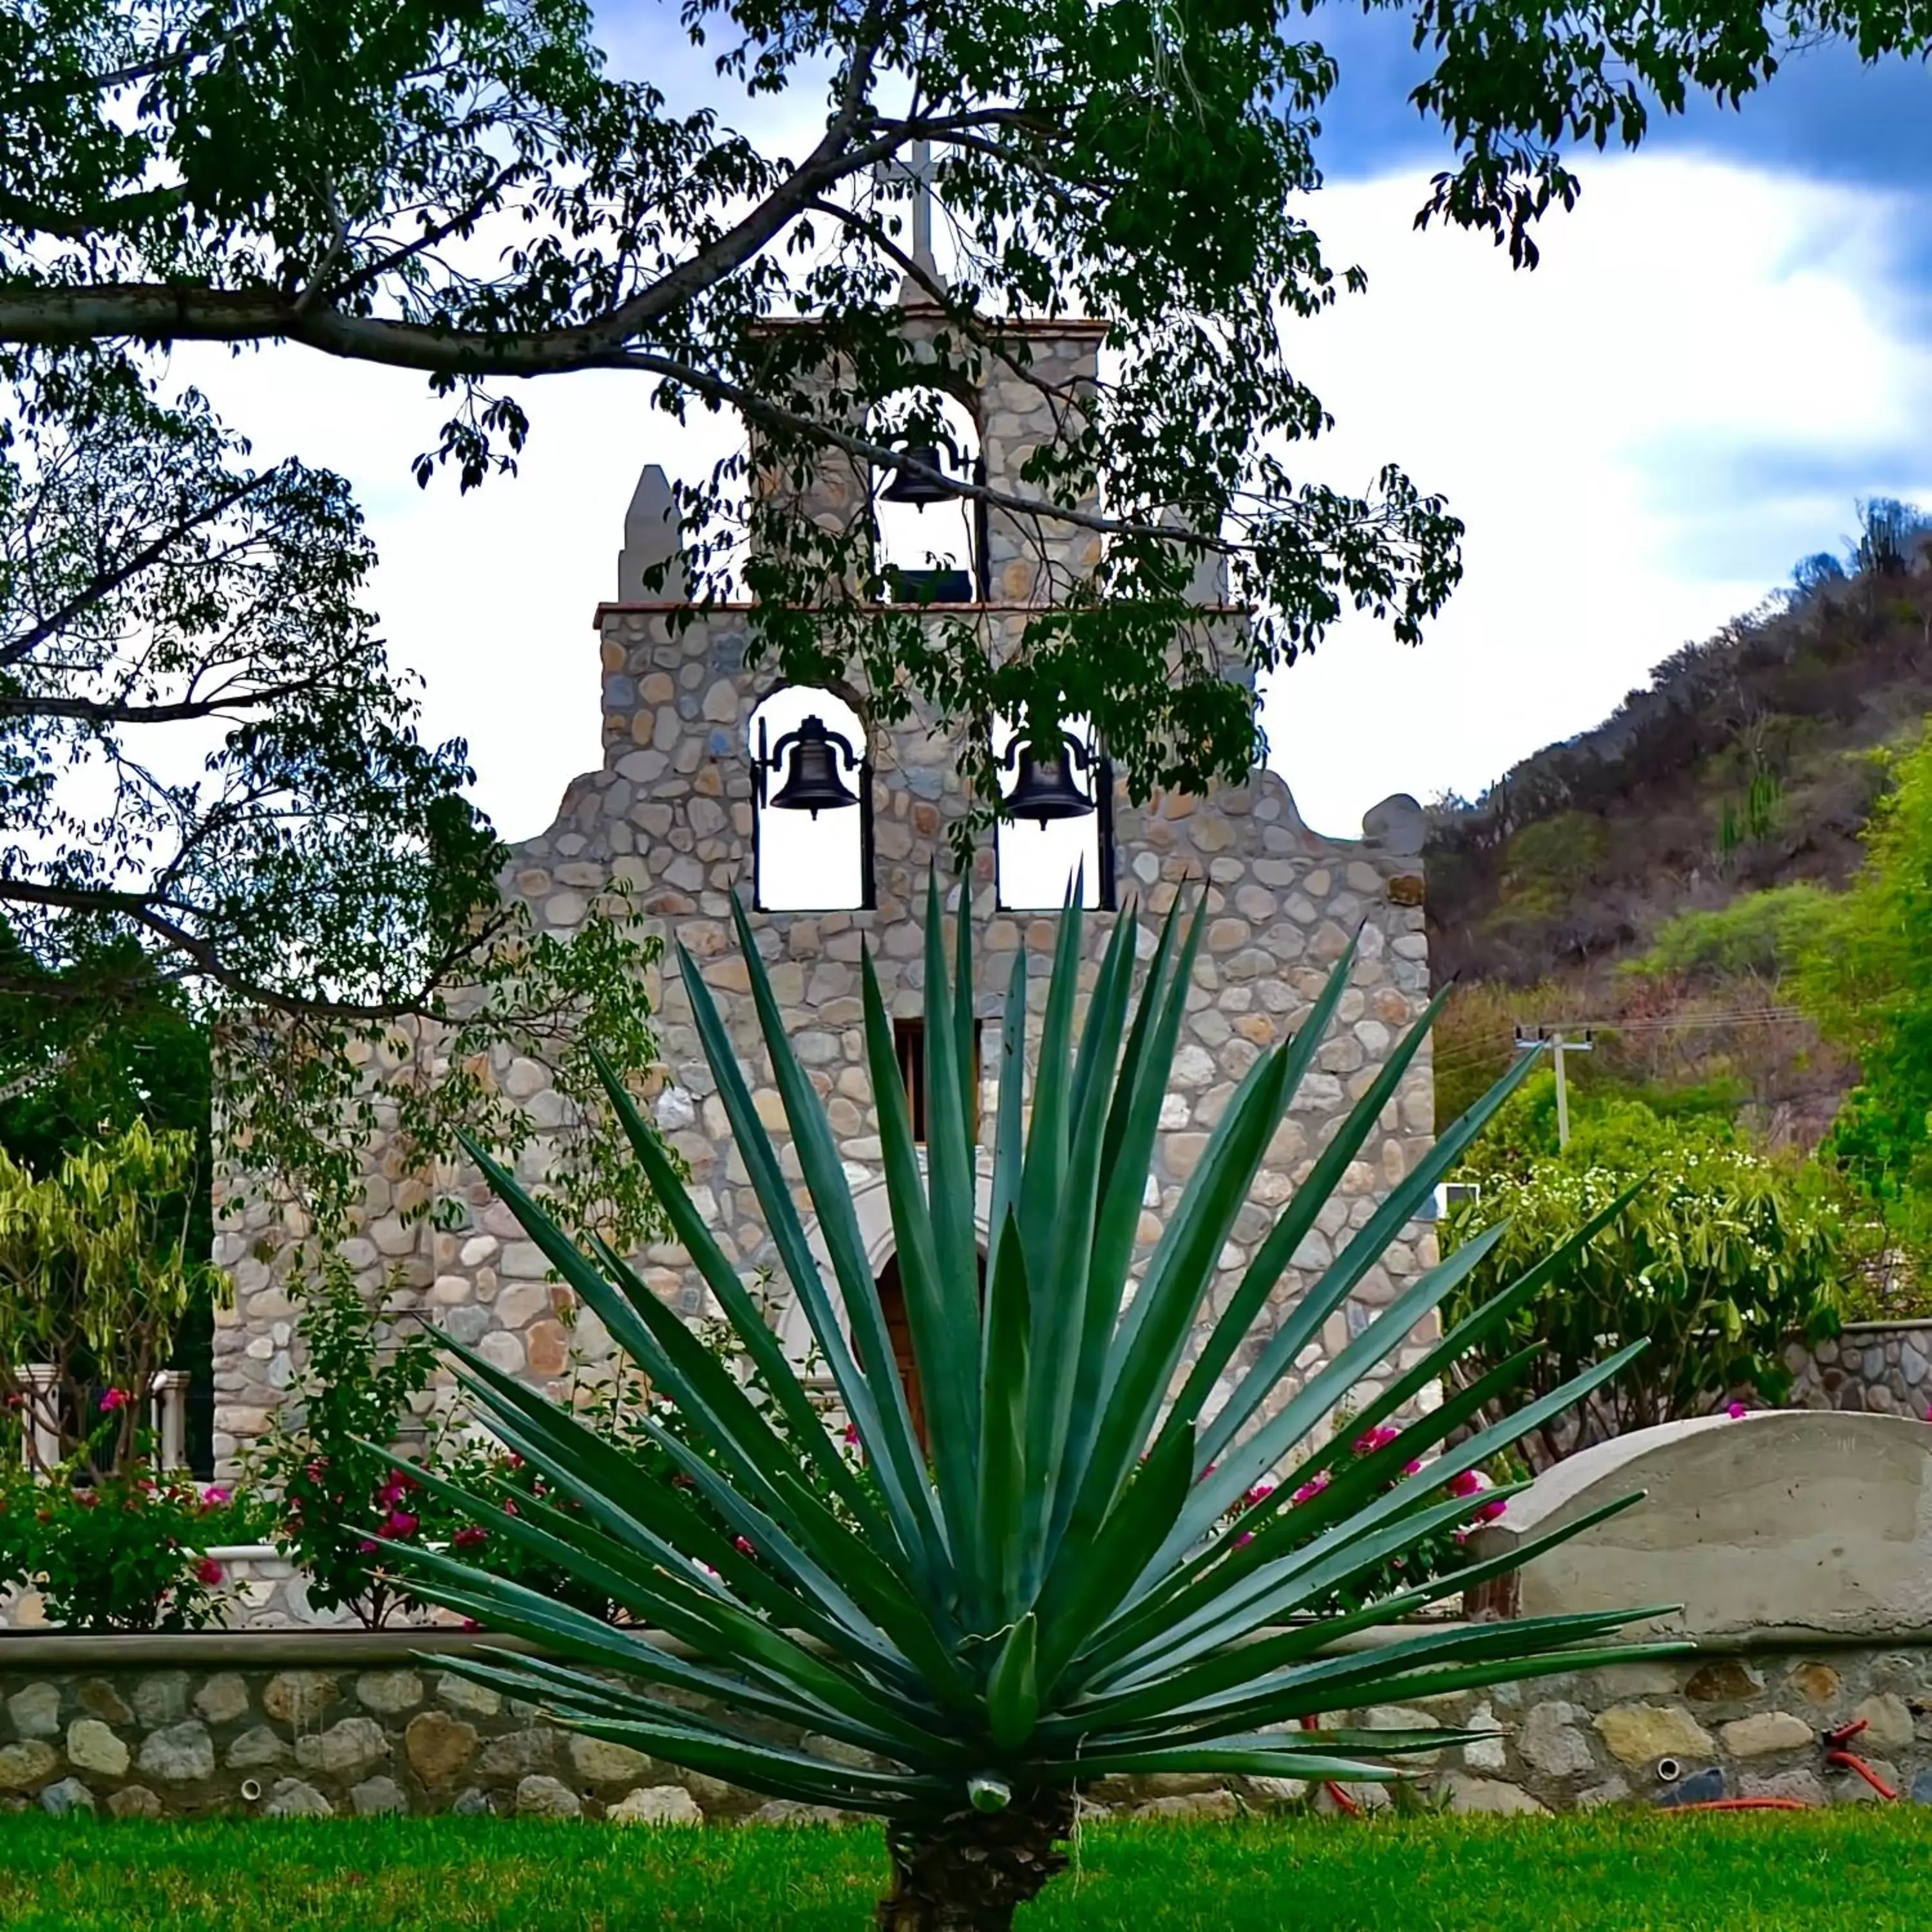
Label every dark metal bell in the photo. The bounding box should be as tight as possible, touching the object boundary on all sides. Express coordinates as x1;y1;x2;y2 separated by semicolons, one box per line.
879;443;954;507
1005;743;1094;824
769;716;859;817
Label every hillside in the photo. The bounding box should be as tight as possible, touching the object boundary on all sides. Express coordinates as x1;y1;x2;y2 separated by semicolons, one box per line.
1423;524;1932;1144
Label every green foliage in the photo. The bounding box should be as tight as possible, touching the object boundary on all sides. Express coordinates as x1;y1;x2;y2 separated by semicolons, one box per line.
1795;723;1932;1270
390;892;1668;1920
1497;813;1612;918
1445;1101;1845;1466
1626;884;1837;983
249;1258;443;1628
0;351;670;1253
1716;762;1782;867
0;1123;224;1477
0;1464;269;1633
7;3;1927;831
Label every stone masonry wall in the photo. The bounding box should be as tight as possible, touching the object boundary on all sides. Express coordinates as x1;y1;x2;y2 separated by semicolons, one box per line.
210;314;1439;1481
1789;1321;1932;1418
2;1634;1931;1821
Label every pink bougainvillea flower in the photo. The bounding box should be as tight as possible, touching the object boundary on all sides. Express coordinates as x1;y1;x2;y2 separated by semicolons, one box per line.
1726;1400;1748;1419
1234;1530;1254;1548
200;1486;231;1509
1402;1459;1424;1477
452;1526;488;1551
734;1536;757;1556
304;1458;327;1484
1353;1425;1401;1456
1243;1479;1277;1507
842;1424;861;1447
356;1537;379;1554
1474;1498;1508;1523
1289;1472;1330;1505
1444;1468;1488;1500
501;1498;519;1517
383;1511;420;1538
194;1557;223;1586
97;1387;129;1412
460;1617;480;1632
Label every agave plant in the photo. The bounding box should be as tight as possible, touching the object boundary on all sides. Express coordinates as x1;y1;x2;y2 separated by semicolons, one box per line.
394;887;1663;1931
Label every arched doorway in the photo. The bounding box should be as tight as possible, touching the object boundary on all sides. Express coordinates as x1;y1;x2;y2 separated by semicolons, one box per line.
854;1251;987;1452
862;1254;927;1447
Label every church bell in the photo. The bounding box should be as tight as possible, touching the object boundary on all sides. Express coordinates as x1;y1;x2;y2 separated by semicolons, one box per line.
1004;740;1095;826
767;715;860;818
879;443;954;508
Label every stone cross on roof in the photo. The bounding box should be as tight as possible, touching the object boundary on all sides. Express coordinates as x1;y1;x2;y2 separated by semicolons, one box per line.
875;137;942;296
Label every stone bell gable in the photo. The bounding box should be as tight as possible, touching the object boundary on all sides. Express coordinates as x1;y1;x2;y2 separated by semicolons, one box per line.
209;303;1438;1474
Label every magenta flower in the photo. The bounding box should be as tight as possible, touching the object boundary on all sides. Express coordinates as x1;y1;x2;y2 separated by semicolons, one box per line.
1243;1479;1277;1507
356;1537;379;1554
1289;1472;1330;1505
452;1526;488;1551
97;1387;129;1413
1444;1468;1486;1500
200;1486;232;1509
734;1535;757;1556
382;1510;420;1538
1234;1530;1254;1548
1726;1400;1748;1420
194;1557;223;1586
1474;1498;1508;1523
1402;1459;1423;1477
1353;1425;1401;1456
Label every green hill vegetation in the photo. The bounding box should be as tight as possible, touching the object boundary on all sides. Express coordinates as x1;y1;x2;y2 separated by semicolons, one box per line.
1426;502;1932;1320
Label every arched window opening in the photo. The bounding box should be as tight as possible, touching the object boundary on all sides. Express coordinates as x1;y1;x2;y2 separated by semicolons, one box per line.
992;715;1115;911
747;686;873;911
870;389;984;605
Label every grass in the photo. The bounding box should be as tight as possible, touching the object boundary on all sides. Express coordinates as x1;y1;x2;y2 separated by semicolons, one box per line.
1;1811;1931;1929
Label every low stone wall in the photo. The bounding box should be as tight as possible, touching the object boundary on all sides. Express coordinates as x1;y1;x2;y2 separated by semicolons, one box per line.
1790;1321;1932;1417
1;1627;1930;1823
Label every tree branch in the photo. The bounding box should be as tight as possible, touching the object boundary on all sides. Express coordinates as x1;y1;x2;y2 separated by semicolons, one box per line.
0;467;283;670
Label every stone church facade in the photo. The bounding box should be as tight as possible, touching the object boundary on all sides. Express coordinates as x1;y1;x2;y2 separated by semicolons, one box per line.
209;305;1437;1474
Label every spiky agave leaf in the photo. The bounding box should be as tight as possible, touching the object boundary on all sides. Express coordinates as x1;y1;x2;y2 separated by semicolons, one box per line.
392;887;1678;1815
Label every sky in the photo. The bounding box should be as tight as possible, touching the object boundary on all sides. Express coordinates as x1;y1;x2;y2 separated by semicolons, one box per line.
177;6;1932;848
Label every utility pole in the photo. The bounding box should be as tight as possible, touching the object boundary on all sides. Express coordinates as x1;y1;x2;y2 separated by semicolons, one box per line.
1514;1026;1593;1150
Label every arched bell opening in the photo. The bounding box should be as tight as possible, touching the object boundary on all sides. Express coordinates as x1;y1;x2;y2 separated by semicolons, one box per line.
868;388;986;605
746;685;875;911
992;712;1115;911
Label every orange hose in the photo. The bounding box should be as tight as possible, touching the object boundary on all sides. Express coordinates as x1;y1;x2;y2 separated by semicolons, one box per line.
1300;1712;1363;1818
1827;1751;1899;1801
1667;1797;1811;1813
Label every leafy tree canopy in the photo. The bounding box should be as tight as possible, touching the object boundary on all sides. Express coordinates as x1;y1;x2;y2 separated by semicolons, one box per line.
1797;722;1932;1264
3;0;1926;817
0;348;667;1245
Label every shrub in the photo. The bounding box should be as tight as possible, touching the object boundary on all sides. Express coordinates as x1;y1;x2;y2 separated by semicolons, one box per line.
0;1462;269;1631
1444;1121;1845;1467
1627;884;1838;983
0;1123;226;1477
249;1258;442;1627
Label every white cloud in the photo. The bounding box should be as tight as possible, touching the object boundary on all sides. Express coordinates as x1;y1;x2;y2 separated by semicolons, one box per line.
1264;155;1932;835
174;153;1932;854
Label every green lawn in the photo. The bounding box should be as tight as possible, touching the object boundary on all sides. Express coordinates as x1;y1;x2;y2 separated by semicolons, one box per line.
0;1811;1924;1930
